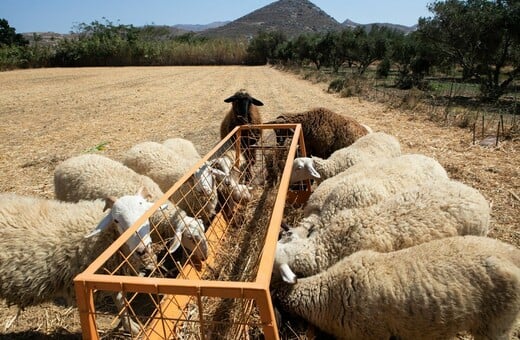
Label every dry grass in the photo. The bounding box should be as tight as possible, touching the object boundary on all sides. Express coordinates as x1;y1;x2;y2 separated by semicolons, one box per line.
0;66;519;339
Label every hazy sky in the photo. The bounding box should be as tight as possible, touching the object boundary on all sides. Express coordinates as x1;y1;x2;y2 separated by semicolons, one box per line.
1;0;433;34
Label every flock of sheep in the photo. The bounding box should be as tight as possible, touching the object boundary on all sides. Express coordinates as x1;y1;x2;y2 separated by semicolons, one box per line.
267;112;520;337
0;87;519;339
0;92;259;334
218;89;520;339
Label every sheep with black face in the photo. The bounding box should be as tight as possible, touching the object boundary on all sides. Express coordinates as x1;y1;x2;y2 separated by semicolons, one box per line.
220;89;264;179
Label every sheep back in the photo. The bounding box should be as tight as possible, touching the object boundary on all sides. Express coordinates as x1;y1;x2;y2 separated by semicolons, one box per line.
313;132;401;180
122;141;194;193
0;194;112;308
270;107;370;158
162;138;201;165
275;235;520;340
279;179;490;279
54;154;164;202
304;154;448;220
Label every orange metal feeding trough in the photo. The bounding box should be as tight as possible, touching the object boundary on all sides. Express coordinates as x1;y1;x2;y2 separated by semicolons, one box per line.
74;124;310;339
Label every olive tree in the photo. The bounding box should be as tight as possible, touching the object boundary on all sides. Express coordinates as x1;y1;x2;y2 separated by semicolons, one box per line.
417;0;520;101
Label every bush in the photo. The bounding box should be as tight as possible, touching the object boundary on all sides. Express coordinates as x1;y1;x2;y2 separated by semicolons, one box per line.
328;78;344;93
376;58;391;79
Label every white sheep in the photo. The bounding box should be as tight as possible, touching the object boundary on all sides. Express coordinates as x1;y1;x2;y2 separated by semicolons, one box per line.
290;132;401;184
162;137;201;164
0;189;159;333
53;154;208;260
274;180;491;284
209;149;252;204
273;235;520;340
303;153;449;225
122;140;218;225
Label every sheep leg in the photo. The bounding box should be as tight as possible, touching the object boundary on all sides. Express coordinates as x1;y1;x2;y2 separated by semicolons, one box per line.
113;291;141;335
3;308;21;330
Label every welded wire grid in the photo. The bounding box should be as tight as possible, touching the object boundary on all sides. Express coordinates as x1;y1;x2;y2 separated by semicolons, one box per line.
74;124;309;340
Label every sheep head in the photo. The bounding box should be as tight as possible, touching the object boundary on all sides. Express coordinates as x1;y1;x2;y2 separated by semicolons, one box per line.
290;157;321;184
85;188;158;273
192;162;215;196
273;243;298;284
168;210;208;261
224;89;263;123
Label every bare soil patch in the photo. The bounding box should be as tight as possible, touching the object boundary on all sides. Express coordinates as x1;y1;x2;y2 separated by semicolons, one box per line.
0;66;518;339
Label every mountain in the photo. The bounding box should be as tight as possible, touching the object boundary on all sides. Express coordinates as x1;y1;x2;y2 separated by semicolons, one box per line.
341;19;417;34
20;1;419;43
173;21;229;32
200;0;343;39
22;32;72;46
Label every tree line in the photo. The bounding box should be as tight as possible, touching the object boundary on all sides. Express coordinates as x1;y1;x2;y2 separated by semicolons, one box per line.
1;0;518;102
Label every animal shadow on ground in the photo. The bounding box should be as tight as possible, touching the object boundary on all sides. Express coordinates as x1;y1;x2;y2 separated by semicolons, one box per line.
0;330;81;340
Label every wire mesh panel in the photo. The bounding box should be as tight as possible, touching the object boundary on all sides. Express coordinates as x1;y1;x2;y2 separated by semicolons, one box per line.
74;124;309;339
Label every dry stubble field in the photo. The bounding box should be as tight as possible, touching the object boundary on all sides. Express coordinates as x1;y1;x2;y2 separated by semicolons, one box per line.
0;66;519;339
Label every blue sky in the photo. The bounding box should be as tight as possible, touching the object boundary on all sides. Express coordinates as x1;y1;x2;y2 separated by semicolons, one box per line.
1;0;433;34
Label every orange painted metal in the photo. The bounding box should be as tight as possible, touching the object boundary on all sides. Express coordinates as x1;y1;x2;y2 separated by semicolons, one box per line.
74;124;307;340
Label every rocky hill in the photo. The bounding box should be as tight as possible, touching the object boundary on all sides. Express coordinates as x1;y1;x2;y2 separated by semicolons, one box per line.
342;19;417;34
200;0;343;39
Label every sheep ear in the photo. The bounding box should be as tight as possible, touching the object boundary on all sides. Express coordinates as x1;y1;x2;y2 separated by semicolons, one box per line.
251;97;264;106
224;95;237;103
168;238;181;253
209;167;227;179
85;213;113;238
168;227;185;253
279;263;298;284
138;186;152;200
305;159;321;179
103;196;117;212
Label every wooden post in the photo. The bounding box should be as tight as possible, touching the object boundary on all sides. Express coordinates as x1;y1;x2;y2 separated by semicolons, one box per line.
496;120;500;147
472;122;476;145
482;114;485;138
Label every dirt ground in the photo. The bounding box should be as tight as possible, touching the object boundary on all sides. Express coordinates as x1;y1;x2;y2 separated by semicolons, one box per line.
0;66;519;339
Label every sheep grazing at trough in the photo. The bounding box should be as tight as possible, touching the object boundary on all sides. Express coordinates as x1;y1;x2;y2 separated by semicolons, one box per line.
210;149;252;202
303;153;449;225
266;107;371;159
122;140;218;225
273;235;520;340
53;154;208;261
220;89;264;178
207;149;253;224
274;179;491;284
0;189;160;333
290;132;401;184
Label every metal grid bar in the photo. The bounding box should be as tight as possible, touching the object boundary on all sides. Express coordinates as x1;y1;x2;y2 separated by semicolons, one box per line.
74;124;306;339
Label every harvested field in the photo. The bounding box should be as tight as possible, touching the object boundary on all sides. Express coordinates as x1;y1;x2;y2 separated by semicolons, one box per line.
0;66;519;339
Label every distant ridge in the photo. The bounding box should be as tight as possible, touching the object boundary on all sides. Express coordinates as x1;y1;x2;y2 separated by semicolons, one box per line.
342;19;417;34
200;0;343;39
173;21;229;32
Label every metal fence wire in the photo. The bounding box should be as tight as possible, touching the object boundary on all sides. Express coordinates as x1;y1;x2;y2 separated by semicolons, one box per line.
74;124;310;340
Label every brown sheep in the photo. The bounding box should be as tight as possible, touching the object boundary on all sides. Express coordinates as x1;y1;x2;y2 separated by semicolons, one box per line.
267;107;370;159
220;89;264;179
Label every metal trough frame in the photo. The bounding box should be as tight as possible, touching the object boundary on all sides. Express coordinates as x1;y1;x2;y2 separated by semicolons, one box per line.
74;123;310;339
